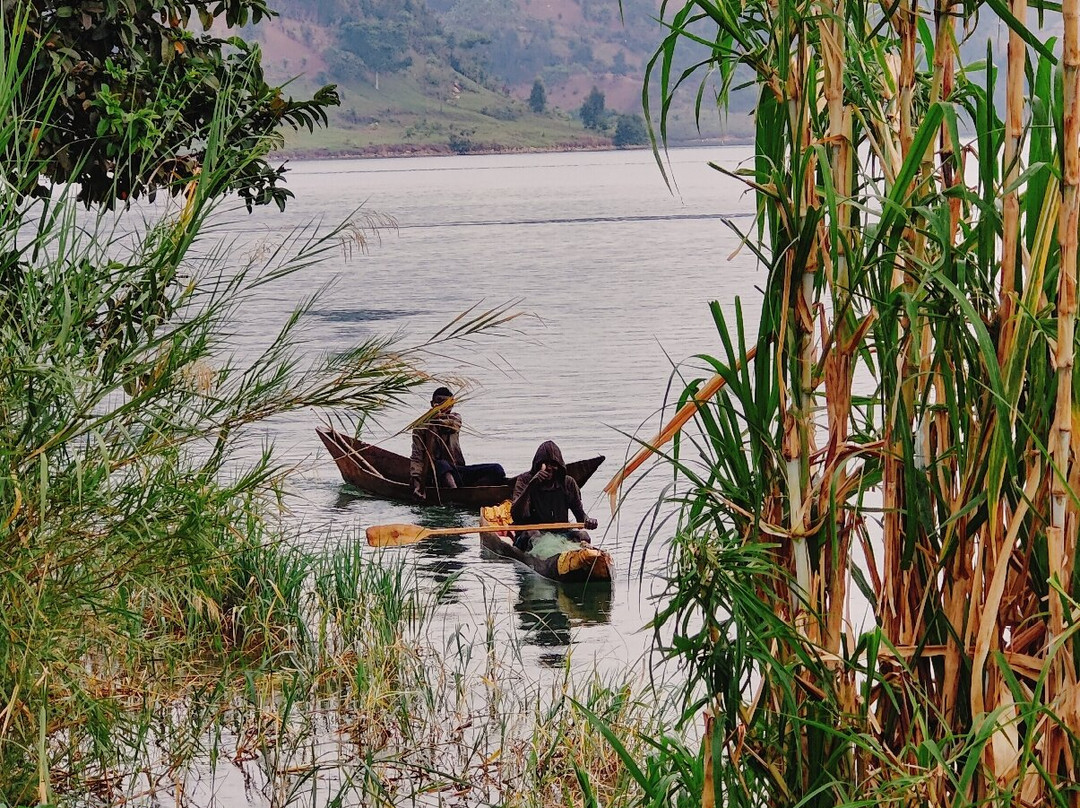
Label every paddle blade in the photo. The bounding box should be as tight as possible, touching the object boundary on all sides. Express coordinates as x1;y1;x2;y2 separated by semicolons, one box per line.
366;523;429;547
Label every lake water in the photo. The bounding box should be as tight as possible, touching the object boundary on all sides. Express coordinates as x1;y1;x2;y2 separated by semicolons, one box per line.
222;146;764;673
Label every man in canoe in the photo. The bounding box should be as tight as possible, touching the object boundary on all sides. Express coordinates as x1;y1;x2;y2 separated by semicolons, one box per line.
409;386;506;500
510;440;598;550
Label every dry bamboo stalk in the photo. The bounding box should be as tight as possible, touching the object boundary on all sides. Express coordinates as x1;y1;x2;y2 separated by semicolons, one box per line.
971;467;1040;719
960;0;1030;776
1047;0;1080;787
930;0;960;239
924;0;957;476
783;35;816;607
999;0;1027;351
1054;0;1080;532
897;0;916;158
880;0;922;645
702;711;716;808
818;0;854;656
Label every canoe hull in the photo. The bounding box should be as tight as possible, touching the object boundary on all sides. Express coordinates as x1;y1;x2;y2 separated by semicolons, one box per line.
478;502;613;583
316;427;605;509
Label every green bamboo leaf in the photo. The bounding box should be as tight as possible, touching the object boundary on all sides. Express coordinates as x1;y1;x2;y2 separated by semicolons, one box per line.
572;698;651;790
983;0;1058;62
917;17;935;70
934;274;1017;490
867;102;944;257
1026;49;1057;252
572;761;600;808
813;142;839;254
941;101;961;178
1004;161;1053;196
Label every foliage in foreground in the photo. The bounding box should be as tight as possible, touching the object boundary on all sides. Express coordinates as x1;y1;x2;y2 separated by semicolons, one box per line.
0;12;655;805
3;0;339;208
610;0;1080;804
0;10;406;801
6;517;661;805
0;138;417;808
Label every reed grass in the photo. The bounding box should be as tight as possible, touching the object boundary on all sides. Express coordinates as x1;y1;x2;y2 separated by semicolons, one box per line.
11;536;666;806
1;15;662;807
614;0;1080;803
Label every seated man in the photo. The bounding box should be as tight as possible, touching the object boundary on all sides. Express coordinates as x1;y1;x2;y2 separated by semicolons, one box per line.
409;387;506;500
510;440;598;551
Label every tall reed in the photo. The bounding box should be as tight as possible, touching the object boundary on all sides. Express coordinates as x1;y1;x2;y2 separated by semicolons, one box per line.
0;15;423;802
628;0;1080;803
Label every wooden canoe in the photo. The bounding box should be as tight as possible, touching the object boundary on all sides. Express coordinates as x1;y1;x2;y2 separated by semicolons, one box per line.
316;427;606;508
478;501;613;583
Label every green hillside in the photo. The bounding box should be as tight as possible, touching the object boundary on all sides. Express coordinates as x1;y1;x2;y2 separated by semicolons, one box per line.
253;0;1031;158
251;0;746;156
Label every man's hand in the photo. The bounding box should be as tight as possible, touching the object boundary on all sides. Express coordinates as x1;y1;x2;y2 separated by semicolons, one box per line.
411;478;426;500
584;517;598;531
534;464;554;483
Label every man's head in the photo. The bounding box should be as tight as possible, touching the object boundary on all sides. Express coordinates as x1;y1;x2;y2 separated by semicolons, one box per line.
431;386;454;411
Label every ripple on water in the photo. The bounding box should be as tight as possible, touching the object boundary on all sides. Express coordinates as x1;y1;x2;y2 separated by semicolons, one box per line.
229;145;763;675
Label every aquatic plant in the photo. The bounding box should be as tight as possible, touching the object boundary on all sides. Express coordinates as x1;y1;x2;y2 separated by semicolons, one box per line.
0;10;650;807
600;0;1080;803
0;10;491;803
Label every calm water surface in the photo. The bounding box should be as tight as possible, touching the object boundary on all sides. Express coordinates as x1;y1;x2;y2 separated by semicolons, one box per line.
224;146;764;673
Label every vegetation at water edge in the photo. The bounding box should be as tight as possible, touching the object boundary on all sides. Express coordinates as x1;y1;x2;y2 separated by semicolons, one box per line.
2;3;665;805
596;0;1080;803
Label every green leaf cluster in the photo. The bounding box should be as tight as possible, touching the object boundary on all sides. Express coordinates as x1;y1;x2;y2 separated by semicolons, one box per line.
4;0;340;209
617;0;1080;803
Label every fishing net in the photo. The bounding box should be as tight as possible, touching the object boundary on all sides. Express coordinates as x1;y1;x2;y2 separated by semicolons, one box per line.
529;532;584;559
480;499;588;561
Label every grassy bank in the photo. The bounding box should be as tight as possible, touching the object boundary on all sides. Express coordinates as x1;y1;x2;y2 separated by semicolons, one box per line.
260;58;755;159
269;69;614;158
9;535;667;806
0;27;686;806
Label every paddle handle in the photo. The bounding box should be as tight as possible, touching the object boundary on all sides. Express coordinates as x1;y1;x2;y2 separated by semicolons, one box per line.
425;521;586;537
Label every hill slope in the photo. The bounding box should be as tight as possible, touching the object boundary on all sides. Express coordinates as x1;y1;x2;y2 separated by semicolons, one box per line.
251;0;741;156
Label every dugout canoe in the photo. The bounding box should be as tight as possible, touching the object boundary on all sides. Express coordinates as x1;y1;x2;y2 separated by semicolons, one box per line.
316;427;605;508
478;501;613;583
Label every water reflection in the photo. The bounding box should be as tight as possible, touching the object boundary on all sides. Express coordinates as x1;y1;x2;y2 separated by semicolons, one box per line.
311;306;426;323
412;506;471;600
328;485;474;601
331;488;364;510
511;568;613;666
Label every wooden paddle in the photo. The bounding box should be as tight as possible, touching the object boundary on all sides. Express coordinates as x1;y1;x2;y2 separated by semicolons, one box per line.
367;521;586;547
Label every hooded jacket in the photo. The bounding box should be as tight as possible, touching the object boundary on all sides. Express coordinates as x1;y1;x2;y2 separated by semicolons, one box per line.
510;441;586;526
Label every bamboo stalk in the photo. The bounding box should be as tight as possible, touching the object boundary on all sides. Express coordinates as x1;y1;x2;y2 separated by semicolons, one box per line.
1055;0;1080;531
818;0;854;656
640;0;1080;798
787;31;816;611
880;0;921;645
965;0;1028;756
1055;0;1080;524
925;0;971;734
1047;0;1080;786
972;466;1039;719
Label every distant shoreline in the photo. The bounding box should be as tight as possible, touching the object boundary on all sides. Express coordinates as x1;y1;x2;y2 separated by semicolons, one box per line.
273;136;753;161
